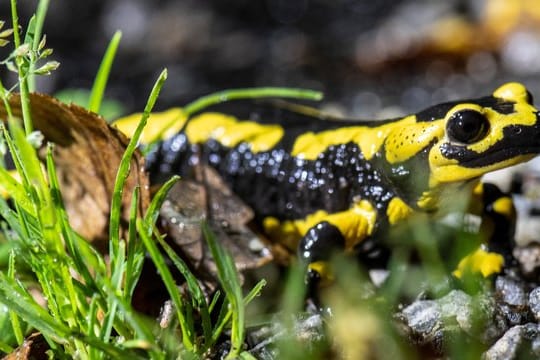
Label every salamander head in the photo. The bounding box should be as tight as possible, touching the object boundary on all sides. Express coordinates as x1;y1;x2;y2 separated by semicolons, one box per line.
427;82;540;184
384;83;540;190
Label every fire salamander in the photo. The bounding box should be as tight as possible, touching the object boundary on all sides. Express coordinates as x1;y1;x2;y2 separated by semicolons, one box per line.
116;82;540;283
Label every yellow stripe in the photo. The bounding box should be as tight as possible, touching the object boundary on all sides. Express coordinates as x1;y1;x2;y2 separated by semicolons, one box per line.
291;117;417;161
185;113;284;152
113;107;186;144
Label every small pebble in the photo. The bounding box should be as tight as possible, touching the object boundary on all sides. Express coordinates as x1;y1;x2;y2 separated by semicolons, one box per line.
483;324;540;360
495;276;527;307
529;287;540;322
514;244;540;278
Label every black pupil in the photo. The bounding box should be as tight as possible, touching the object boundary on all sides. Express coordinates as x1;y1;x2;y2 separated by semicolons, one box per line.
447;110;488;144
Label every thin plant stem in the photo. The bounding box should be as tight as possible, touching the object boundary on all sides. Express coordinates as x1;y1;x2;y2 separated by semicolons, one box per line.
28;0;49;92
10;0;33;134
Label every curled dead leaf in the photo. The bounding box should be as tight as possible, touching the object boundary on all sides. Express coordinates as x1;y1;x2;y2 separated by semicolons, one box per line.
0;93;149;249
159;166;273;287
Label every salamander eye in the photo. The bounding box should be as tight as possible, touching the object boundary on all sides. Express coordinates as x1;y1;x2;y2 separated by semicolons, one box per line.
446;110;489;144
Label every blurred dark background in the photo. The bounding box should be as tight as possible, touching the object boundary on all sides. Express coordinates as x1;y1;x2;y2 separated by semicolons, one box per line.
2;0;540;119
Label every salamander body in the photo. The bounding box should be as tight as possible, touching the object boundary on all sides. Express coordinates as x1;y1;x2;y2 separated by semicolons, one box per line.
117;82;540;278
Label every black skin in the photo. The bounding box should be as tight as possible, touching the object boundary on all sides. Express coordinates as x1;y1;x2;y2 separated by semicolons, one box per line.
147;135;404;268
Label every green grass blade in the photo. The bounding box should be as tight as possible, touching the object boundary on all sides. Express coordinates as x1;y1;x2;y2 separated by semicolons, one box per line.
88;31;122;113
109;68;167;249
1;125;37;215
106;71;168;345
202;223;245;358
280;264;306;316
104;69;166;342
86;294;99;337
0;205;22;243
45;144;101;294
5;119;56;248
156;234;213;347
110;240;126;294
183;87;323;117
125;186;143;298
80;337;149;360
136;219;195;351
0;273;71;341
22;15;36;49
0;341;14;354
208;290;221;314
212;298;233;345
101;282;158;352
0;166;33;214
243;279;266;306
87;295;101;359
6;119;46;191
142;175;179;227
99;241;126;343
7;250;24;345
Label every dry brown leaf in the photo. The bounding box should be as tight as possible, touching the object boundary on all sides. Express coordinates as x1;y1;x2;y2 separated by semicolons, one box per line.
2;332;49;360
159;166;272;285
0;93;149;249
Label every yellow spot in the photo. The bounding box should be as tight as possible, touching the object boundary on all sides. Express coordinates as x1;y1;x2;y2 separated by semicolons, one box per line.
493;82;529;102
384;120;444;164
263;200;377;252
113;107;186;144
326;200;377;250
416;189;441;211
492;196;516;220
263;216;301;250
185;113;283;152
386;197;413;224
453;247;504;278
473;182;484;196
294;210;329;235
291;117;416;161
262;216;280;233
308;260;334;286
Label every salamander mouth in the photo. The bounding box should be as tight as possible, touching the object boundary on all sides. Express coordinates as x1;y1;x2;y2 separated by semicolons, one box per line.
458;146;540;168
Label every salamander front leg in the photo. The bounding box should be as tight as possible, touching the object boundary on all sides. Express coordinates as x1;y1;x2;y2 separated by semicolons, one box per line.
454;182;516;278
480;182;516;266
298;221;346;296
